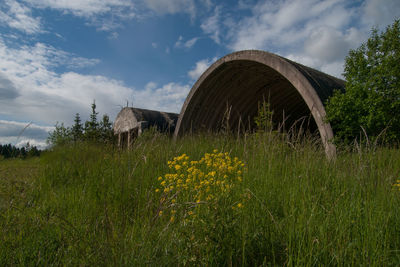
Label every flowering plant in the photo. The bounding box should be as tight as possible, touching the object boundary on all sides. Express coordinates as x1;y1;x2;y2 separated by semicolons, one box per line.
154;149;248;263
155;149;247;223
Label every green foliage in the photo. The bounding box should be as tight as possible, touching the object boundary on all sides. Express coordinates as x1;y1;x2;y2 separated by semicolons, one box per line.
254;100;274;132
99;114;114;143
326;19;400;144
0;143;40;159
84;101;100;141
47;122;72;146
1;134;400;265
47;101;115;146
71;113;83;142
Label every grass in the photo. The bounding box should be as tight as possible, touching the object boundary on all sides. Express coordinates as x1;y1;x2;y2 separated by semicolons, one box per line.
1;131;400;266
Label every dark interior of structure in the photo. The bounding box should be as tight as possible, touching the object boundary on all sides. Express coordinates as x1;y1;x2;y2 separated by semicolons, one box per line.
181;60;318;134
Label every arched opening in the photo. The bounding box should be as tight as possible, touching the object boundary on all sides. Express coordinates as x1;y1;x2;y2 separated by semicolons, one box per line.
175;50;345;158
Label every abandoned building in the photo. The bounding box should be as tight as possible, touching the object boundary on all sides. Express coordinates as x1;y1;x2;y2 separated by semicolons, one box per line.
113;107;178;148
174;50;345;158
114;50;345;158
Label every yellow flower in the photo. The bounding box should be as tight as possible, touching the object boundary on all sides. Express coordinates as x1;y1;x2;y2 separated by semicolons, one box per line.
158;176;163;181
237;203;243;208
159;211;163;216
170;216;175;222
188;211;194;216
155;188;160;193
175;164;181;170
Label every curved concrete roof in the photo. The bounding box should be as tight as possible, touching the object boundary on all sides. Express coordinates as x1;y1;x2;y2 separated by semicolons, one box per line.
174;50;345;158
114;107;178;134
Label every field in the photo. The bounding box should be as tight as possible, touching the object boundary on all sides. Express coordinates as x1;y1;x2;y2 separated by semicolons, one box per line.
1;131;400;266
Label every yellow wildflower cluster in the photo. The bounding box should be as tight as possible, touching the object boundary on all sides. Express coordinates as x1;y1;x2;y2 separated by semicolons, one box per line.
155;149;246;222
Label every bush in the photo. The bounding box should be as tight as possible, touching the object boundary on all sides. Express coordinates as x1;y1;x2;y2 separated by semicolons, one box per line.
326;19;400;144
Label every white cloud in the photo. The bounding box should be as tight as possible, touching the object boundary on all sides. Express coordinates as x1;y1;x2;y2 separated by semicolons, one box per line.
143;0;196;17
23;0;136;32
25;0;134;17
305;26;355;62
363;0;400;28
175;35;199;49
134;82;190;112
226;0;356;51
0;119;53;148
0;35;190;139
199;0;397;78
200;5;221;44
0;0;42;34
152;42;158;48
188;57;217;80
184;37;199;48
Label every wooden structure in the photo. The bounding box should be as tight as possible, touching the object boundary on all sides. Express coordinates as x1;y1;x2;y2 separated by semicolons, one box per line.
113;107;178;148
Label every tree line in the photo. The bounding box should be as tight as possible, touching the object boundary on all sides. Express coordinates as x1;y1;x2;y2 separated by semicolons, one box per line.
0;143;40;159
47;101;115;146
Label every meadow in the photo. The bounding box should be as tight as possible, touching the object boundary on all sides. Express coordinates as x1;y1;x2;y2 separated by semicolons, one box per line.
1;131;400;266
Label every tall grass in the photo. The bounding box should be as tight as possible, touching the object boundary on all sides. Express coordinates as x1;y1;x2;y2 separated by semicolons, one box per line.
1;131;400;266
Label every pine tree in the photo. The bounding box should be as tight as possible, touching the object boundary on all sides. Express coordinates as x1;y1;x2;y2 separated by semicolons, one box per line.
72;113;83;142
84;100;99;141
99;114;114;143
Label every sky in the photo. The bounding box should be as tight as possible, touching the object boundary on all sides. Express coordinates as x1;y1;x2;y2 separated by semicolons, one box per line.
0;0;399;149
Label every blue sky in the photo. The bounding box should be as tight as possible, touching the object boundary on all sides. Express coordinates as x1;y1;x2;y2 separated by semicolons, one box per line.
0;0;399;148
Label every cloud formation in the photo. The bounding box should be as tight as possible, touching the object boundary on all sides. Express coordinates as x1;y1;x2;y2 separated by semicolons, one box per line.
175;36;200;49
0;73;19;99
0;120;53;148
188;57;217;80
0;0;136;34
200;0;399;78
143;0;196;17
0;0;42;34
0;34;190;134
200;5;221;44
25;0;134;17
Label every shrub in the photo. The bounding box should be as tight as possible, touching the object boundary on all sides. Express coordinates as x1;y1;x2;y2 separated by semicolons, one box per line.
326;19;400;144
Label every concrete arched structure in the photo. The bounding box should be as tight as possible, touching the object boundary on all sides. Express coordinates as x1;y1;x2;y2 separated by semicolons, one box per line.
174;50;345;158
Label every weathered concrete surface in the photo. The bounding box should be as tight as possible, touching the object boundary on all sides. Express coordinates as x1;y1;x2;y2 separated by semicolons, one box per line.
174;50;345;158
114;107;178;148
114;107;178;134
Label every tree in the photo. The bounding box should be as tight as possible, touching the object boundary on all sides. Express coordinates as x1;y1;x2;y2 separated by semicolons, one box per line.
325;19;400;144
84;100;99;141
47;101;115;146
47;122;72;146
99;114;114;143
72;113;83;142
